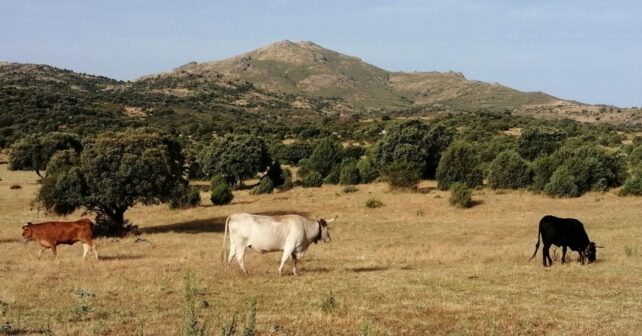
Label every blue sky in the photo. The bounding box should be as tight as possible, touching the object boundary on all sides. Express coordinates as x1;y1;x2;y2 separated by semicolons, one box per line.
1;0;641;106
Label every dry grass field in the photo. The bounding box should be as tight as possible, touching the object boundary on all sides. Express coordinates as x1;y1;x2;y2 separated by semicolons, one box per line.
1;162;642;335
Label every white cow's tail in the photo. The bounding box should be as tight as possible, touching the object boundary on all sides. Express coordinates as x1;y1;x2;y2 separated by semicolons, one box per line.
220;216;231;265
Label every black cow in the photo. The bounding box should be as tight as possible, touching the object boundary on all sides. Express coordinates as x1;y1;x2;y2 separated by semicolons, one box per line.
529;215;601;267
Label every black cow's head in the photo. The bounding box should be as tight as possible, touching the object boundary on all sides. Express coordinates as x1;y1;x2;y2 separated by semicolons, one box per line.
584;242;597;263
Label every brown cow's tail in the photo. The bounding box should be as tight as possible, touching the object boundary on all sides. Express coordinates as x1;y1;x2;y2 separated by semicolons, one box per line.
529;221;542;261
220;216;231;265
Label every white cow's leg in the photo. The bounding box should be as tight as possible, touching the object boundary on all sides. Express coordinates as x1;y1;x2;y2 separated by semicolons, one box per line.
291;253;298;276
227;243;236;265
279;242;296;275
82;243;89;260
235;246;248;273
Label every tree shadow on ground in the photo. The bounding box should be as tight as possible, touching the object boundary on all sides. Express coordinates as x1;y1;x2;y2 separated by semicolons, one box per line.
99;254;144;261
348;266;389;273
140;210;311;235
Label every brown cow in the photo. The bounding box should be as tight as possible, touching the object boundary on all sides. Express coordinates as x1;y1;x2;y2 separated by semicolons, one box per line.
22;219;98;260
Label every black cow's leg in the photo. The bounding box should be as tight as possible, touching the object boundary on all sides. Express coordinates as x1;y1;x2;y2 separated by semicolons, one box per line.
543;243;552;266
561;246;567;264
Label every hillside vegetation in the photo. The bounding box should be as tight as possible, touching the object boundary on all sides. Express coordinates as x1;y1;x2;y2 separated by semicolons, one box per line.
3;42;642;148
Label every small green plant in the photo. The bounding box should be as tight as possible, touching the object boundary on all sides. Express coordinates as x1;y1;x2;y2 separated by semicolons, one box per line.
180;271;208;336
365;198;384;208
359;320;375;336
320;291;338;314
624;246;636;257
342;185;358;193
0;323;13;334
74;288;96;299
220;313;238;336
242;300;257;336
449;182;472;208
9;185;21;190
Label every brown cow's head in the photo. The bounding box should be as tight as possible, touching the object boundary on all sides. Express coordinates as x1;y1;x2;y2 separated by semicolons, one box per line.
317;216;337;243
21;223;34;241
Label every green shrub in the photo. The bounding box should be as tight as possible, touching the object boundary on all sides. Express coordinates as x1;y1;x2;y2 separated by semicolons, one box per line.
517;126;567;160
343;145;366;161
356;158;378;183
449;182;472;208
365;198;384;208
199;135;271;186
301;171;323;188
266;160;285;187
620;172;642;196
170;185;202;209
306;137;343;177
436;141;483;190
323;166;341;184
211;175;234;205
275;142;313;165
279;168;294;190
487;150;532;189
380;161;422;189
251;177;274;195
339;160;361;185
545;166;580;197
531;155;556;191
629;146;642;168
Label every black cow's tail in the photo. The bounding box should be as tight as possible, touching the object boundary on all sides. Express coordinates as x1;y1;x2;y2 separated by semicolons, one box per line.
529;221;542;261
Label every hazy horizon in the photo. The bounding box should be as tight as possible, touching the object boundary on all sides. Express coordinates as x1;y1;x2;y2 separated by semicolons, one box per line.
1;1;641;107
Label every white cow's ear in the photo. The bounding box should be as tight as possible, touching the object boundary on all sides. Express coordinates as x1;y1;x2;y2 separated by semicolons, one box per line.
326;215;338;223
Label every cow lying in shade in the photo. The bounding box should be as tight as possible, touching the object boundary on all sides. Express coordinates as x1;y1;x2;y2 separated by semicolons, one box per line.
221;213;335;275
22;219;98;260
529;215;602;267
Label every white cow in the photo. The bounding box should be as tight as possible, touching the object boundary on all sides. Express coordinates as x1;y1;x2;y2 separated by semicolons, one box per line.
221;213;335;275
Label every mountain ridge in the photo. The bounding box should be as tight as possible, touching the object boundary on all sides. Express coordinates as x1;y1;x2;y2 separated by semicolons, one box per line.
166;40;561;112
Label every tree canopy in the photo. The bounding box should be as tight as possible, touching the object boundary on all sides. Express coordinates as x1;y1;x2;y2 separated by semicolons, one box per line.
35;129;189;234
199;135;271;186
9;132;82;178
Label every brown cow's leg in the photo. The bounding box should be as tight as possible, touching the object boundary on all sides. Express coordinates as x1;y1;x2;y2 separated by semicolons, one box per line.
50;245;57;259
37;247;47;259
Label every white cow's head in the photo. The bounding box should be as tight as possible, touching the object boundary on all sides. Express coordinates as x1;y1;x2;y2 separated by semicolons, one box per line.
317;216;336;243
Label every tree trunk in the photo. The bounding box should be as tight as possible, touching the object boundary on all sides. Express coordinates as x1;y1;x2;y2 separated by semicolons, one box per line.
95;207;128;236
